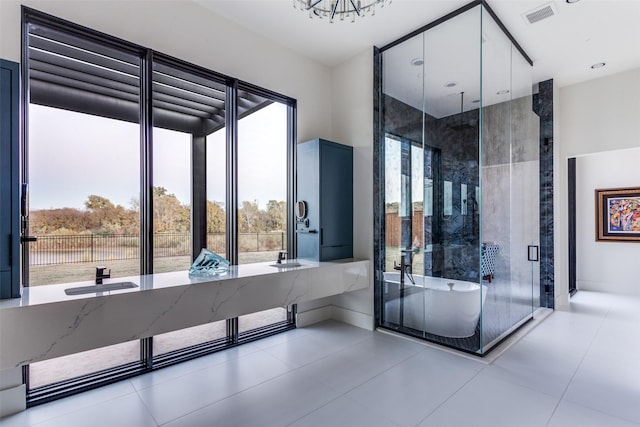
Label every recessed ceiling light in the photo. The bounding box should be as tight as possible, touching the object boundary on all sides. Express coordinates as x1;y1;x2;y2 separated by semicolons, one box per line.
566;0;580;3
496;90;510;95
410;58;424;66
444;81;457;88
591;62;606;69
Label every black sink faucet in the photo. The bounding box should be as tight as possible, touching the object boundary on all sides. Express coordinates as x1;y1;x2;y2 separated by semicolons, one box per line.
276;251;288;264
96;266;110;285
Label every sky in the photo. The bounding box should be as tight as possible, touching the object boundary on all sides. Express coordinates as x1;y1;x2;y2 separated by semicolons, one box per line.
29;103;287;211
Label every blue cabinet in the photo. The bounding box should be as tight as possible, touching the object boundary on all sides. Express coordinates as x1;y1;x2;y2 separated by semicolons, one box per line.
0;59;21;298
296;139;353;261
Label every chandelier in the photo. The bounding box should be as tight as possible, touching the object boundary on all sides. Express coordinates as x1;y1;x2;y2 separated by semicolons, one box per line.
293;0;391;23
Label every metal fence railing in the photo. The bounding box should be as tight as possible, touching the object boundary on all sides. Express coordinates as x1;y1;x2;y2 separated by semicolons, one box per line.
30;232;285;266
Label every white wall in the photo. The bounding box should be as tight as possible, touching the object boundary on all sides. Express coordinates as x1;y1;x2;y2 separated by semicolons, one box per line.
328;49;375;329
575;149;640;295
0;0;332;143
557;69;640;304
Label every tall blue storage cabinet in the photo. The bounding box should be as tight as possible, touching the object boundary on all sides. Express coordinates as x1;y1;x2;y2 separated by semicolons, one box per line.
296;139;353;261
0;60;21;299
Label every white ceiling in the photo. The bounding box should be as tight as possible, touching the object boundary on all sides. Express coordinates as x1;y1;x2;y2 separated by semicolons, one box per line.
195;0;640;91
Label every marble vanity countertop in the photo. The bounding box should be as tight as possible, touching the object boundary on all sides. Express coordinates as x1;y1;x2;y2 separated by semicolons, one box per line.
0;258;370;369
0;258;351;309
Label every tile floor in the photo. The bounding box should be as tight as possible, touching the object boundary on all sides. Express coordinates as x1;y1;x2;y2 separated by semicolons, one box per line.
2;290;639;427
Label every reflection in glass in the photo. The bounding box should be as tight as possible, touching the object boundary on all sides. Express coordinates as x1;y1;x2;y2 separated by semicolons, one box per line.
207;127;227;256
378;2;539;355
239;308;288;334
461;184;468;215
29;340;140;388
153;322;226;356
443;181;453;216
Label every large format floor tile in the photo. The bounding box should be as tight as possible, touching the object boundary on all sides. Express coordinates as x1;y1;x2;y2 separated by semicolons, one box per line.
290;395;400;427
346;347;484;427
136;351;292;425
26;393;157;427
164;367;340;427
0;381;137;427
418;373;559;427
563;352;640;424
484;337;583;398
4;291;639;427
263;320;371;368
547;400;640;427
130;340;263;391
297;332;425;394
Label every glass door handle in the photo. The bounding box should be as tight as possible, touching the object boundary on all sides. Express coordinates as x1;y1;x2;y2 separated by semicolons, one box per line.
21;236;37;243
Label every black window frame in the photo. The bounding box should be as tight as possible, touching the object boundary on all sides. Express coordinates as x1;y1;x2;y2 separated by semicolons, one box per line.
21;6;297;406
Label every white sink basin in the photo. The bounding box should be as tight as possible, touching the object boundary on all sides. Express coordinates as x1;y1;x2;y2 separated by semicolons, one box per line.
65;282;138;295
269;262;303;268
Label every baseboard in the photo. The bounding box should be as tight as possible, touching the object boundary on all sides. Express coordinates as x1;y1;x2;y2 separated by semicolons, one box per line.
296;306;333;327
0;384;26;417
296;305;374;331
555;292;570;311
577;279;640;296
0;367;22;390
331;306;374;331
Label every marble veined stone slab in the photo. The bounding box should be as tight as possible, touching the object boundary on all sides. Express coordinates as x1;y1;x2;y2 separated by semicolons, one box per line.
0;259;369;369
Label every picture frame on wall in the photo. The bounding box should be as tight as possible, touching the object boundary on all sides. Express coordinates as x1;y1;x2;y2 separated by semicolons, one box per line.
595;187;640;242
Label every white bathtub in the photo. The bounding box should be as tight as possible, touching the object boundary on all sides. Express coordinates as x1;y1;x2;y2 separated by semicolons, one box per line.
384;272;487;338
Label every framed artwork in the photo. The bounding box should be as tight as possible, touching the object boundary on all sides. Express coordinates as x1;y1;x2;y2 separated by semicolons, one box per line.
595;187;640;242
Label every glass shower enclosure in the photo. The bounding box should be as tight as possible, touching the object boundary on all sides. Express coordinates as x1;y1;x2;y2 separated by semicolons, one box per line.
374;1;541;355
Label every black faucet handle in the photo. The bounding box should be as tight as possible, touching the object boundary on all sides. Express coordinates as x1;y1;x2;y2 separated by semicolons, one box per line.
277;251;288;264
95;266;111;284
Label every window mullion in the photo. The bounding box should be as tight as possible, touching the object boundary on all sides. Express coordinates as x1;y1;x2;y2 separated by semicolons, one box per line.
140;50;154;275
287;103;297;258
191;135;207;261
226;79;238;265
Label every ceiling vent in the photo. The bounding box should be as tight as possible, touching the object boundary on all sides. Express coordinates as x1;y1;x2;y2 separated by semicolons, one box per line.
523;2;557;24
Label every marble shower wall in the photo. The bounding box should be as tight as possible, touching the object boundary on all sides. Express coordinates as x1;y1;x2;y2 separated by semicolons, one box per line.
482;95;541;306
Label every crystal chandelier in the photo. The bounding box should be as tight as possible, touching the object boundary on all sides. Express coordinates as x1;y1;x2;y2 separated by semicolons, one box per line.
293;0;391;23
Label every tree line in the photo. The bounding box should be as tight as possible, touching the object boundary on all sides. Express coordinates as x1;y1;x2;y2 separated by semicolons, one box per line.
30;186;286;236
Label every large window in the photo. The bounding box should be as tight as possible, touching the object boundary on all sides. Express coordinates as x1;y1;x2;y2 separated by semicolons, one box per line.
22;7;296;405
26;21;142;286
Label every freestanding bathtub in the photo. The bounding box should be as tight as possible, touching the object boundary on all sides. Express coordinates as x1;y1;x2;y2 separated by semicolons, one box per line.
383;272;487;338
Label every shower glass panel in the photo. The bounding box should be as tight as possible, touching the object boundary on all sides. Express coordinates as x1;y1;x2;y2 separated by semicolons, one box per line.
509;40;539;324
480;7;539;348
377;1;538;355
380;32;425;337
480;7;515;348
